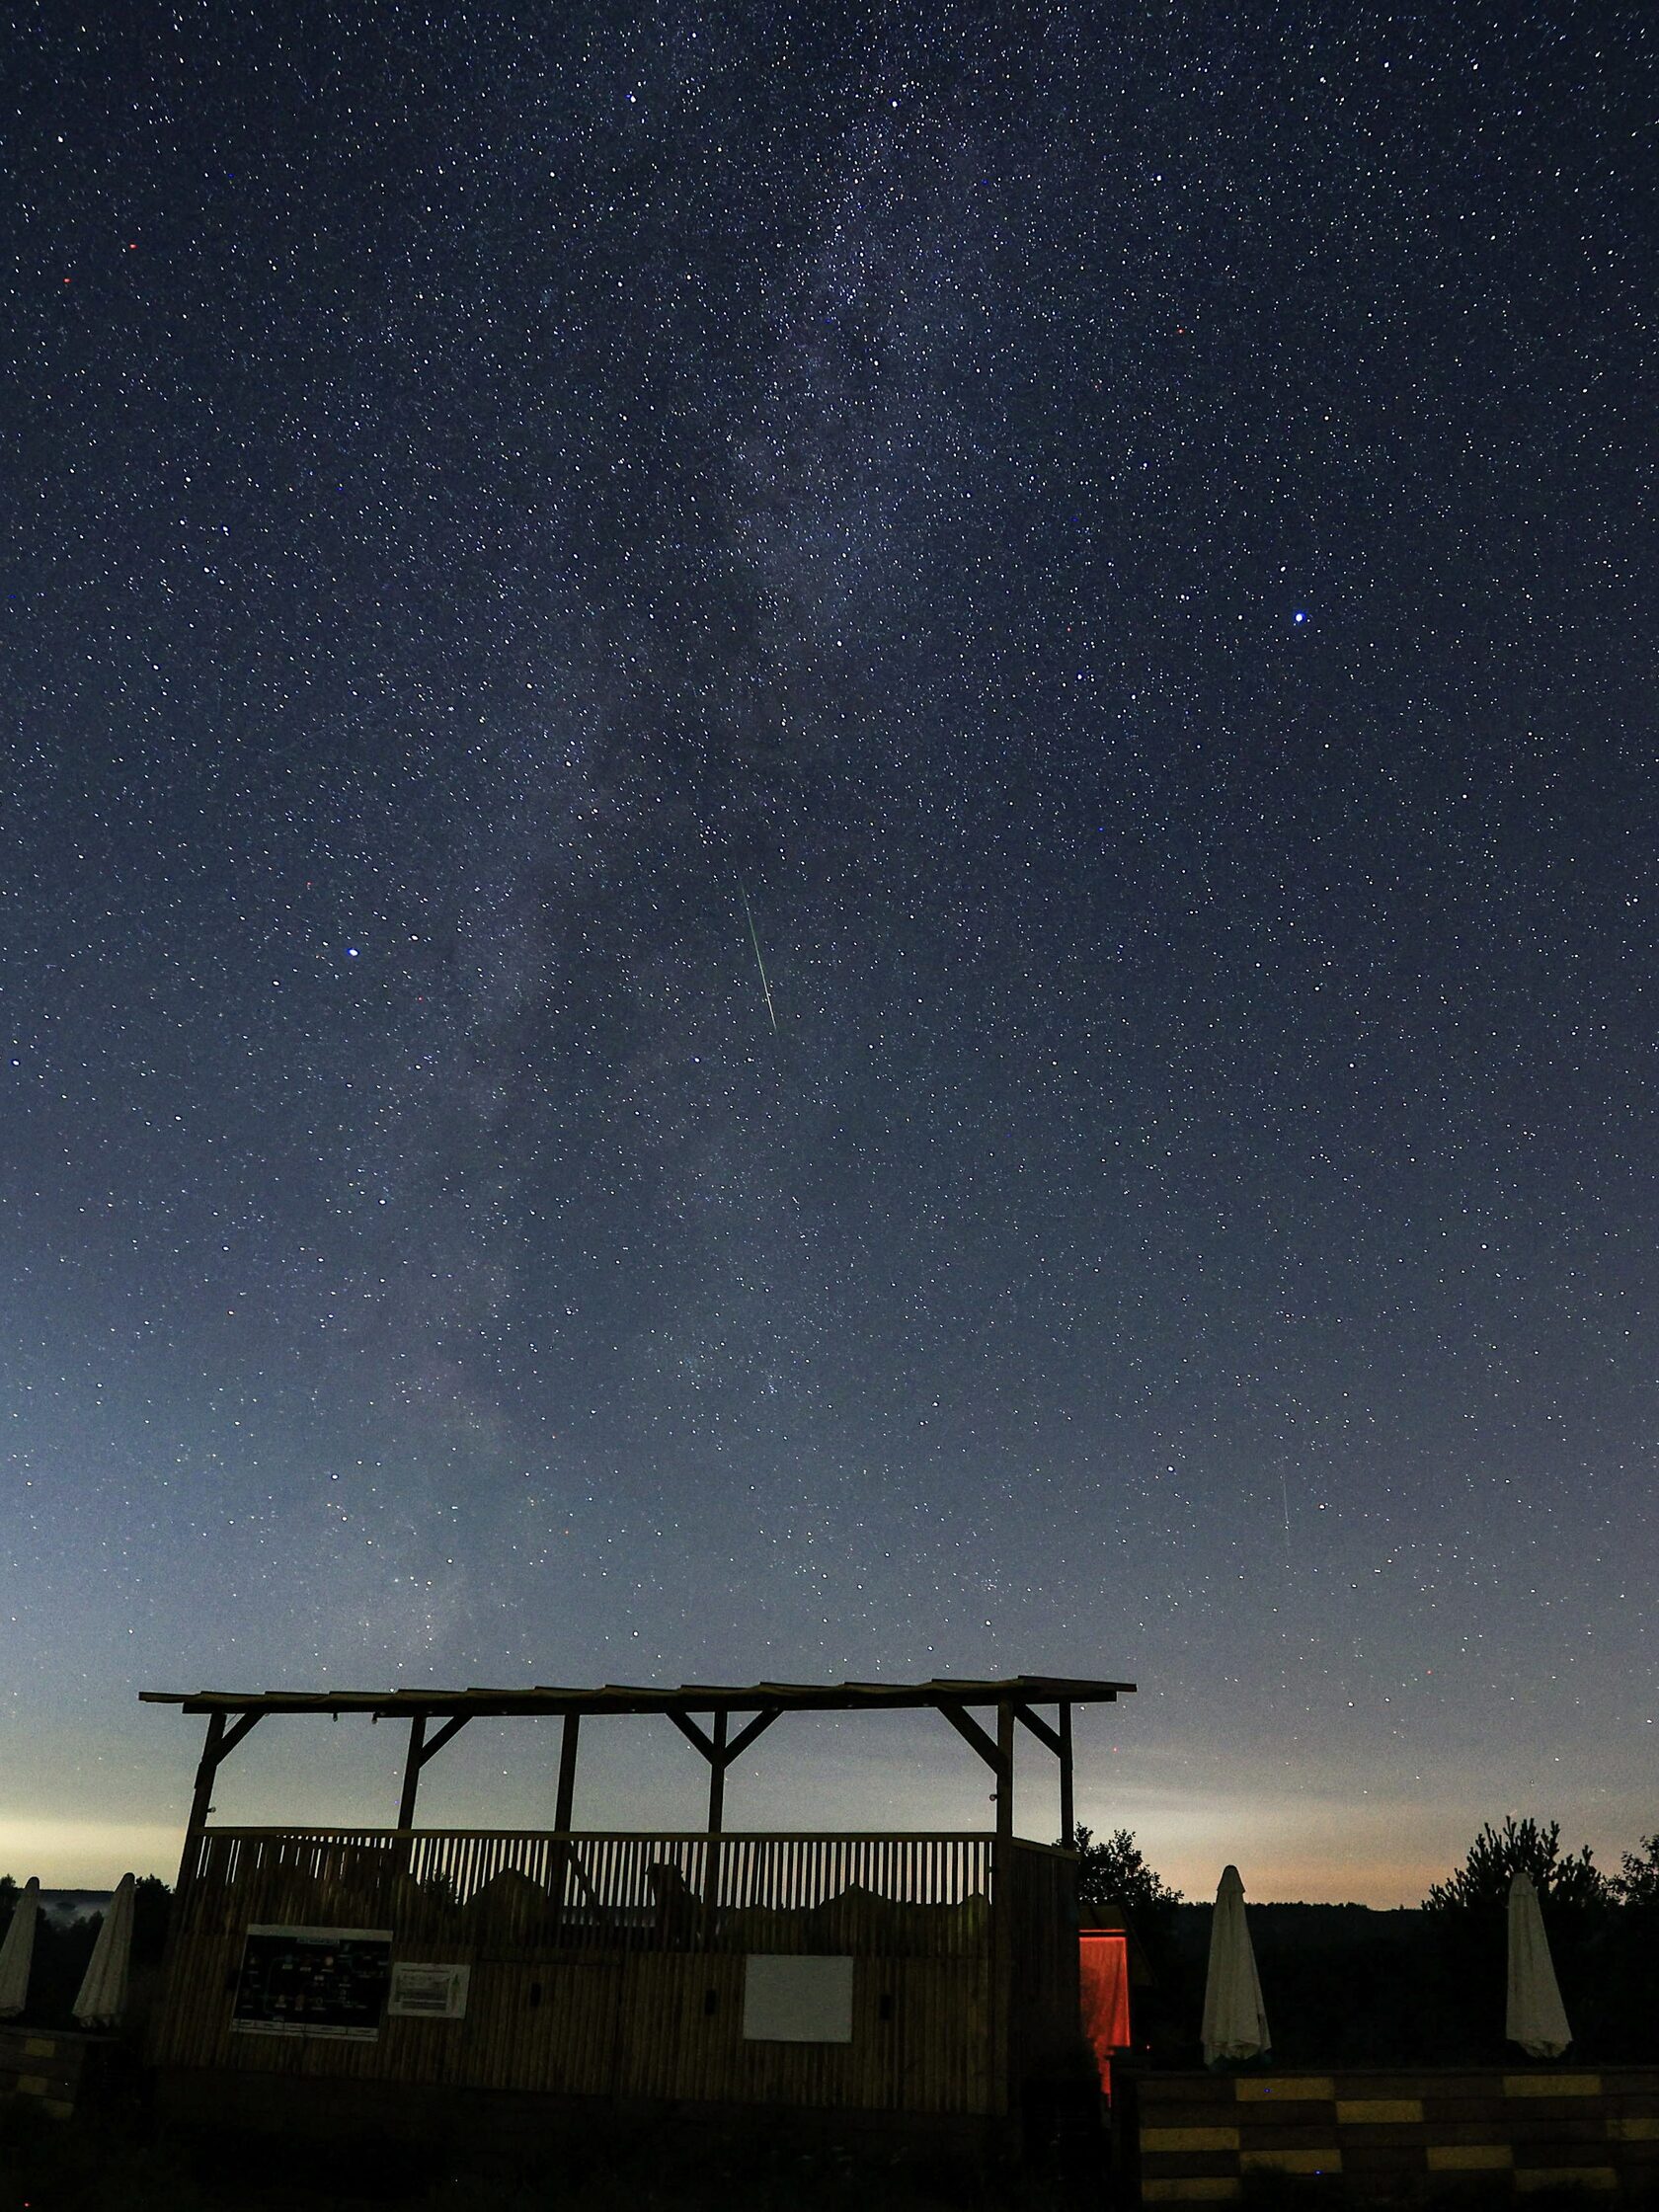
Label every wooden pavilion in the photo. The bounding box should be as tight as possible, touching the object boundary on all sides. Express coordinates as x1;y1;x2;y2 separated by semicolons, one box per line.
140;1674;1134;2153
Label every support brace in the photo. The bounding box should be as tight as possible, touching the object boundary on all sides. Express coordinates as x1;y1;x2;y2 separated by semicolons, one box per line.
937;1699;1007;1777
1011;1702;1075;1846
667;1707;781;1833
1012;1702;1064;1756
396;1712;472;1829
190;1709;263;1819
179;1709;264;1890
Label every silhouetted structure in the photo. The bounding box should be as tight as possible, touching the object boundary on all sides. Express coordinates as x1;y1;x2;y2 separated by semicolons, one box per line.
141;1674;1133;2155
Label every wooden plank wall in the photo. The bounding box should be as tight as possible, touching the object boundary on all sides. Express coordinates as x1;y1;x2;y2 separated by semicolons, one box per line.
1003;1841;1084;2093
153;1929;993;2114
152;1829;1012;2118
1129;2066;1659;2201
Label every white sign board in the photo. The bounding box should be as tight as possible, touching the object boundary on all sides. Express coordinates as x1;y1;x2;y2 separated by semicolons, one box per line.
741;1954;854;2043
387;1961;471;2018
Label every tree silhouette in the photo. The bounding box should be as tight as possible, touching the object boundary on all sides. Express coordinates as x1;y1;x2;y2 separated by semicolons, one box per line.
1614;1835;1659;1911
1065;1824;1183;1921
1422;1817;1611;1918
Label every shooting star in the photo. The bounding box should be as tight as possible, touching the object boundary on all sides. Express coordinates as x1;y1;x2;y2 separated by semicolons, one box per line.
741;885;778;1034
1281;1470;1293;1571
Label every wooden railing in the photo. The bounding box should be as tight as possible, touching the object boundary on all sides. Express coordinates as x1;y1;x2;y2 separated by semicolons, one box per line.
178;1827;997;1957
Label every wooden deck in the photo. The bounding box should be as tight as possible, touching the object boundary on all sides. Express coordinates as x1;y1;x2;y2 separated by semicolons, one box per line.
151;1827;1082;2125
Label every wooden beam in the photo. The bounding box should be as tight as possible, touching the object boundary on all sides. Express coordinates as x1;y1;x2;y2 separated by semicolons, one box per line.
723;1706;780;1763
937;1698;1004;1774
667;1710;718;1762
700;1710;731;1949
547;1714;587;1935
705;1709;729;1834
668;1705;778;1767
992;1699;1015;2117
181;1710;225;1877
216;1709;265;1762
1012;1701;1064;1757
393;1709;469;1833
1010;1700;1080;1846
995;1700;1014;1845
397;1713;427;1829
417;1711;471;1766
143;1674;1137;1720
666;1709;749;1833
1059;1700;1074;1848
554;1711;581;1833
185;1708;263;1836
175;1706;264;1903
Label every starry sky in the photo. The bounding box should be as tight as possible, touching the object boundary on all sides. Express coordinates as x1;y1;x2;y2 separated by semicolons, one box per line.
3;4;1653;1902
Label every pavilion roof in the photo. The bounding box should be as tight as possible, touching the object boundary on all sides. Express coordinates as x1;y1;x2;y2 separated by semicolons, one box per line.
139;1674;1134;1720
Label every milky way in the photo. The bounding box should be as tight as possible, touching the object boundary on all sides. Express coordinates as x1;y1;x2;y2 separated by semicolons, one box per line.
2;6;1653;1898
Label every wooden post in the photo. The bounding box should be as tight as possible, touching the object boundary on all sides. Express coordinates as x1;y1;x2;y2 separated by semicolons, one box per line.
392;1711;467;1876
993;1699;1015;2119
157;1704;261;2043
549;1712;581;1936
661;1705;778;1939
153;1710;229;2065
705;1710;729;1835
397;1714;427;1830
178;1710;226;1894
703;1711;729;1948
996;1699;1014;1848
1058;1700;1074;1848
554;1711;581;1833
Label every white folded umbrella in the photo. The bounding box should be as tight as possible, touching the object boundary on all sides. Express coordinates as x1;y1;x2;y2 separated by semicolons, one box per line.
1202;1863;1271;2065
1212;1866;1274;2070
0;1877;41;2019
1507;1869;1571;2058
72;1872;135;2029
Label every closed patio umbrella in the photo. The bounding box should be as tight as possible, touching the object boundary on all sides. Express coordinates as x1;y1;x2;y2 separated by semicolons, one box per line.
1202;1863;1271;2066
0;1878;41;2019
72;1872;135;2029
1506;1869;1571;2059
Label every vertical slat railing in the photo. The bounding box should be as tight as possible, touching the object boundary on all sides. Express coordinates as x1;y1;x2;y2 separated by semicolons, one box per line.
181;1827;1002;1956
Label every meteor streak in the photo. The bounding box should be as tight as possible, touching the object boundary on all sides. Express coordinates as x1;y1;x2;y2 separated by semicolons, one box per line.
741;884;778;1033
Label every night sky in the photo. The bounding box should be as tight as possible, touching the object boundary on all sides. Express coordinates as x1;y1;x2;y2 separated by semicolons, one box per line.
3;5;1653;1903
